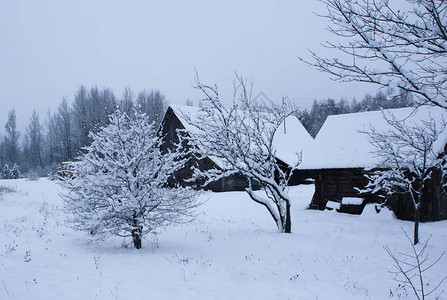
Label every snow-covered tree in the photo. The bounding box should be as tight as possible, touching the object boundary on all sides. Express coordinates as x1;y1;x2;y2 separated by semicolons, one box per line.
60;109;199;249
362;110;446;244
303;0;447;108
184;75;299;233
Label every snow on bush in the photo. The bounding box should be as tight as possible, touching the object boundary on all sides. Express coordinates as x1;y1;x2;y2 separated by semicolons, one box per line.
2;163;20;179
342;197;364;205
60;109;199;249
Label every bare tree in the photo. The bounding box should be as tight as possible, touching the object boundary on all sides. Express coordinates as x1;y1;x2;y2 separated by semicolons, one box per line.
361;109;446;244
89;87;116;129
56;98;73;162
60;109;199;249
72;86;90;149
136;89;168;126
89;86;101;127
0;137;4;167
100;87;117;125
120;87;134;116
72;85;117;152
302;0;447;108
385;229;446;300
184;75;299;233
24;111;44;169
42;111;56;166
4;109;20;165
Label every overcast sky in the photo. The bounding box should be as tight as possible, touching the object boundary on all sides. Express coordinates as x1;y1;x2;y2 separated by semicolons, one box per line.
0;0;377;134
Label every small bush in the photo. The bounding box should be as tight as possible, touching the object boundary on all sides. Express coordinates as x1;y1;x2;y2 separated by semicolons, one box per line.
2;164;20;179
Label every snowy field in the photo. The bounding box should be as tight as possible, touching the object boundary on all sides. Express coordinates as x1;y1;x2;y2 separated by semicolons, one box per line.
0;178;446;300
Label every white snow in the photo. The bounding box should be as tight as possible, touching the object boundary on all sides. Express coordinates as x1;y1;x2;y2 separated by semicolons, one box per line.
299;106;447;170
325;200;341;210
169;104;203;136
273;115;314;167
1;178;446;299
342;197;364;205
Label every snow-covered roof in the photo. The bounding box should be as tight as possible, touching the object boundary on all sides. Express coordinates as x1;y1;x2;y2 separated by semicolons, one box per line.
166;104;314;168
298;106;447;170
273;115;314;167
167;104;203;134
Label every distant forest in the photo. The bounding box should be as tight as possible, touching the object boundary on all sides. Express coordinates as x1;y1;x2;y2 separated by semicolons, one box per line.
0;87;413;178
297;91;414;138
0;86;168;178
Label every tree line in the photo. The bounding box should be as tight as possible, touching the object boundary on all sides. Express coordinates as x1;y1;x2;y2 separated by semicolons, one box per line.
0;84;414;179
298;91;414;138
0;86;167;178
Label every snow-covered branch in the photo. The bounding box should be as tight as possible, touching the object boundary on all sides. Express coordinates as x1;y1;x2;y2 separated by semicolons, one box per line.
183;74;299;233
361;109;446;244
302;0;447;108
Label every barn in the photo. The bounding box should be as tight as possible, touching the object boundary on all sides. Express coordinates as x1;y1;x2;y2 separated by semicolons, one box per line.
159;104;314;192
298;106;447;221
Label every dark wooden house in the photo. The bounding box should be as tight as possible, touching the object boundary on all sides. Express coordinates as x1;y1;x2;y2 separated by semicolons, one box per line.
298;107;447;221
159;105;315;192
159;105;253;192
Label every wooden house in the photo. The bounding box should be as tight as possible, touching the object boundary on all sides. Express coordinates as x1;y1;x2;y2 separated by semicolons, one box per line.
297;106;447;221
159;105;314;192
159;105;246;191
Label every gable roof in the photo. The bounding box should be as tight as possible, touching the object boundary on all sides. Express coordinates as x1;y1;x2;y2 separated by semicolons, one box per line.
168;105;202;134
273;115;314;167
298;106;447;170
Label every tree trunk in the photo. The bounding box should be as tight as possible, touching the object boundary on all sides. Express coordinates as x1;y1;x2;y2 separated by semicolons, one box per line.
133;233;142;249
414;205;420;245
284;201;291;233
132;228;142;249
132;217;143;249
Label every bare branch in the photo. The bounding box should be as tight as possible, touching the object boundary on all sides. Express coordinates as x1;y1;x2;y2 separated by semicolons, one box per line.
302;0;447;108
183;74;298;233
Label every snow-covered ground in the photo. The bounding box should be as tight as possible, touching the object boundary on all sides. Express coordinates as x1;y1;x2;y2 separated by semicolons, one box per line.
0;178;446;300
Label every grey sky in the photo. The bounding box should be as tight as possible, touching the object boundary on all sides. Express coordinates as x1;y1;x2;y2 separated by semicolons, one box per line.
0;0;376;134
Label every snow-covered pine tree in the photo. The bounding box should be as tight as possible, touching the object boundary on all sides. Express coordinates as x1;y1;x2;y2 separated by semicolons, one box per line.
60;109;199;249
